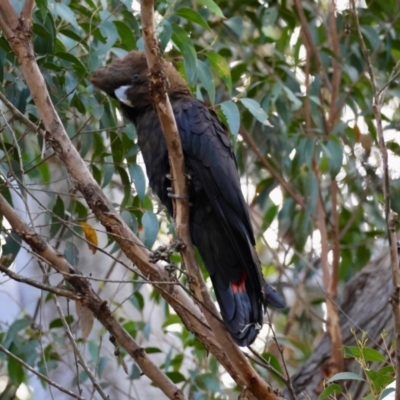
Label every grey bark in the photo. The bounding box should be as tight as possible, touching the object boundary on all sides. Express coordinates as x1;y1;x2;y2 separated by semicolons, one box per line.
286;250;393;399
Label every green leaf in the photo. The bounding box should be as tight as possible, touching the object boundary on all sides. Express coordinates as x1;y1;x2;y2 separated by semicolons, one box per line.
64;242;79;267
162;314;182;328
324;137;343;178
221;101;240;136
130;292;144;311
196;0;224;18
145;347;162;354
49;315;74;329
196;59;215;104
3;318;31;349
171;24;197;85
224;16;243;37
158;19;172;52
380;387;396;399
51;2;79;29
128;164;146;201
120;210;138;234
206;52;232;94
56;52;86;77
113;21;136;51
318;383;343;400
327;372;365;383
8;352;25;386
240;98;270;125
130;363;141;380
174;8;211;31
36;0;48;19
1;232;22;268
344;346;386;362
50;196;65;238
141;211;159;249
166;371;186;383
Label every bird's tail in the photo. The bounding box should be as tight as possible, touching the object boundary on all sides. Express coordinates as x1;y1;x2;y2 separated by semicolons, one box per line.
212;275;285;347
263;281;286;309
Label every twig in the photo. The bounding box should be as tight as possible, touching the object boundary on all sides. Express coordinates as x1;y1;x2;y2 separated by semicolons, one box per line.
327;0;342;130
0;264;81;300
240;127;305;210
0;91;44;136
0;344;87;400
54;297;110;400
266;312;297;400
293;0;331;94
21;0;35;21
246;347;288;383
316;192;343;374
329;181;340;299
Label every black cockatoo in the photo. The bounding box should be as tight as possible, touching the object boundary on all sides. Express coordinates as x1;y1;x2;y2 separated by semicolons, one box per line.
90;51;285;346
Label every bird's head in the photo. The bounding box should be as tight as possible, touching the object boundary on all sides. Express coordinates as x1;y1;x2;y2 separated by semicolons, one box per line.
90;51;190;108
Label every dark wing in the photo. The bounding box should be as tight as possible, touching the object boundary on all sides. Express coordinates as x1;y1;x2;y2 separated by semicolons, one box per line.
173;98;265;290
174;99;255;238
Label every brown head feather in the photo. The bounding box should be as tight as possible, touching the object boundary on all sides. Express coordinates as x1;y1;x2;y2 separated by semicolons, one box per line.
90;51;190;108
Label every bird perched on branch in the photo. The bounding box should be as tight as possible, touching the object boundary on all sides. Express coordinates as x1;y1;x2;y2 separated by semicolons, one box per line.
90;51;285;346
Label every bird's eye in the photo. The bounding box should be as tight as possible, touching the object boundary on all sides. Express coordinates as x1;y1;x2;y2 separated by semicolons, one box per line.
133;74;139;82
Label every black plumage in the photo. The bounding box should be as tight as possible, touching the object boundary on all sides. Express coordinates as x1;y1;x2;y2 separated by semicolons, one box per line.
90;51;285;346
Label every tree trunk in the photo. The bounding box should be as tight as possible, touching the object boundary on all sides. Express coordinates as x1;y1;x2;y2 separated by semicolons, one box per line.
286;251;394;399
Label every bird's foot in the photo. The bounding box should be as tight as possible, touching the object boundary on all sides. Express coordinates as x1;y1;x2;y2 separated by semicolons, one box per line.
164;263;177;274
149;245;172;263
171;239;186;251
148;240;185;264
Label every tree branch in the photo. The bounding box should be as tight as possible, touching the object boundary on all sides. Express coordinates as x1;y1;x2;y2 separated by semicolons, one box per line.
0;1;18;34
21;0;35;21
351;1;400;398
0;1;246;393
0;264;81;301
240;127;305;210
140;2;285;399
0;194;186;400
54;297;110;400
0;344;87;400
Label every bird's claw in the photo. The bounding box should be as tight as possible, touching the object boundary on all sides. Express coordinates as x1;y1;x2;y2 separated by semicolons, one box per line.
149;246;172;263
165;263;177;273
171;239;186;251
167;187;187;200
149;240;185;264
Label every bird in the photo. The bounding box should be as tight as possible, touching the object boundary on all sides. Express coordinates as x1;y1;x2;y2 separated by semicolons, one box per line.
90;51;285;346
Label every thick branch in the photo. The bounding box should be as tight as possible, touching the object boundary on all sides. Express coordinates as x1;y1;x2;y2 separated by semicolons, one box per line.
21;0;35;21
0;1;18;34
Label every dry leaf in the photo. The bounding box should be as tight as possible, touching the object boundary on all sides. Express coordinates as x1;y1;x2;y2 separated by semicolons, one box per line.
353;124;361;143
80;221;98;254
360;133;373;157
76;300;94;340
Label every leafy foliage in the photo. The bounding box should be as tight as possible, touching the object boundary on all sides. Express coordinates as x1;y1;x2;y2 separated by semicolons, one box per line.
1;0;400;398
